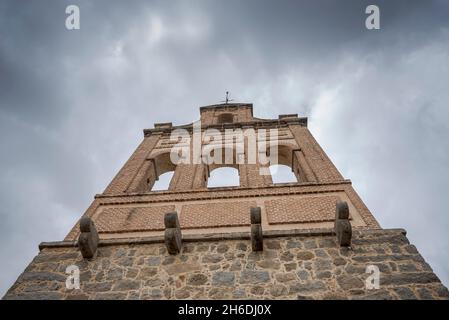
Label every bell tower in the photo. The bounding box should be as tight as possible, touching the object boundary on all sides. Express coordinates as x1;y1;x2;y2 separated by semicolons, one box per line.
4;103;448;300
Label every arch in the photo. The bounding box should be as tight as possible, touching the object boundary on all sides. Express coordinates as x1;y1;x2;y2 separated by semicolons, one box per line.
267;144;295;167
151;171;175;191
269;164;298;184
203;145;242;171
203;143;243;188
207;167;240;188
148;152;177;191
153;152;176;175
217;113;234;124
265;144;303;183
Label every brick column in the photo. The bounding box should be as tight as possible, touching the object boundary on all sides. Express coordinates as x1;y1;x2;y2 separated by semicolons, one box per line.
127;158;157;193
103;134;161;194
292;149;317;183
289;125;343;182
170;163;207;190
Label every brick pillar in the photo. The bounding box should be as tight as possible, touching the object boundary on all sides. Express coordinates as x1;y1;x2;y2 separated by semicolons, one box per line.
170;163;207;190
292;149;317;183
241;130;273;188
192;164;208;189
244;162;273;187
289;125;343;182
103;134;160;194
127;158;157;193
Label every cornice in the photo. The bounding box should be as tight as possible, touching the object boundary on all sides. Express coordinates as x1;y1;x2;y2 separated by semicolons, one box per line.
143;117;308;136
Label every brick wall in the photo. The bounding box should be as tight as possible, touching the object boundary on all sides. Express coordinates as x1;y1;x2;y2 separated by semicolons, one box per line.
289;125;344;182
104;135;160;194
11;104;438;301
200;104;253;126
64;181;380;241
265;196;340;224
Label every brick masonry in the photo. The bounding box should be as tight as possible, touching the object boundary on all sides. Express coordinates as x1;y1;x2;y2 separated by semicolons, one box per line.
265;195;340;224
4;103;447;300
96;205;175;233
3;229;448;300
64;182;380;240
180;201;256;229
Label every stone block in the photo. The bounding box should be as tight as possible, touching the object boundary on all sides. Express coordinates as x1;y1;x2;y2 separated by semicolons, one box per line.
164;212;182;255
335;201;352;247
250;207;263;252
78;217;99;259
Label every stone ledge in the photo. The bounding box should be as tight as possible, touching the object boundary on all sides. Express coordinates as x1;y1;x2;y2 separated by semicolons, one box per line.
96;180;353;199
39;228;406;251
142;117;308;136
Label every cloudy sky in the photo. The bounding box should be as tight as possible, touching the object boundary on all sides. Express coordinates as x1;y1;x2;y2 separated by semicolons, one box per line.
1;0;449;296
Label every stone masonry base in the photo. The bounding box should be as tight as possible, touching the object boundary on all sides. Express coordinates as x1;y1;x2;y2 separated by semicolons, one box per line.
3;229;449;300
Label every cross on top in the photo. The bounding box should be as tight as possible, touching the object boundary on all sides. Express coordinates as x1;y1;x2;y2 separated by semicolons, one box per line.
221;91;234;104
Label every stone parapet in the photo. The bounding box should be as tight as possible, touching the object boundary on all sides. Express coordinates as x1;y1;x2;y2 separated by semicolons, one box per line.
4;229;448;300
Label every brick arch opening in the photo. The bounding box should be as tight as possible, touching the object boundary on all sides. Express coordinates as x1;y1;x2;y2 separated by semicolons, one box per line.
151;171;175;191
204;145;241;170
207;167;240;188
269;144;293;167
204;145;242;188
148;152;177;191
269;164;298;184
266;144;302;183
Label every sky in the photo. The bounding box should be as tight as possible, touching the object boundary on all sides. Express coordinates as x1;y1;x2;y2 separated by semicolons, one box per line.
1;0;449;296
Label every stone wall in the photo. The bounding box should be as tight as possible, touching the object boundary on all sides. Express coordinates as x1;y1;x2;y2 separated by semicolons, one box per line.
3;229;448;300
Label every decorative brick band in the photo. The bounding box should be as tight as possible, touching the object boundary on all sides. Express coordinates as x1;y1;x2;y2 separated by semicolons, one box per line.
65;180;380;241
265;195;340;225
96;205;175;233
180;201;256;229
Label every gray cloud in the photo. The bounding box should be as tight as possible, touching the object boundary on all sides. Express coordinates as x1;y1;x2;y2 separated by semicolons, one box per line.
1;0;449;295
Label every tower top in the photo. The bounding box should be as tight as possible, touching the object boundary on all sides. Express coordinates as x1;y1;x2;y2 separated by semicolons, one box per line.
199;102;253;113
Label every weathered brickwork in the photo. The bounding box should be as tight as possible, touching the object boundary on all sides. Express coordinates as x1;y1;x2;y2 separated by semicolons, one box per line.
5;103;447;300
200;104;253;125
169;164;207;191
265;196;341;224
289;125;344;183
65;182;380;241
180;201;256;229
63;104;381;241
4;230;448;300
96;205;175;233
104;135;161;194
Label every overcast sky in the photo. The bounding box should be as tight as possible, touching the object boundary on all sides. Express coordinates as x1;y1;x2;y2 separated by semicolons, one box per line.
1;0;449;296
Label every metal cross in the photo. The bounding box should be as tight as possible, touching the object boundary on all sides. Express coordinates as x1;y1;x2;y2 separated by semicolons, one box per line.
221;91;234;104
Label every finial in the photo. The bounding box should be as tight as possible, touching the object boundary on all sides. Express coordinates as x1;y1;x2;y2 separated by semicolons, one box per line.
220;91;234;104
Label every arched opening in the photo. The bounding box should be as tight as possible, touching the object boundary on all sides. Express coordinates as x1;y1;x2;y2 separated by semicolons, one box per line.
269;144;293;167
266;144;301;184
269;164;298;184
148;152;176;191
217;113;234;124
151;171;175;191
207;167;240;188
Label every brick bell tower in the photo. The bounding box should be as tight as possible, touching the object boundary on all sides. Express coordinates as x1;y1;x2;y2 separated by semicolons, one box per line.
4;103;448;300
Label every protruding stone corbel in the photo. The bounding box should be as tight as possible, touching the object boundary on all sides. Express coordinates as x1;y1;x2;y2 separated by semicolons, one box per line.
250;207;263;251
164;212;182;254
335;201;352;247
78;217;99;259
